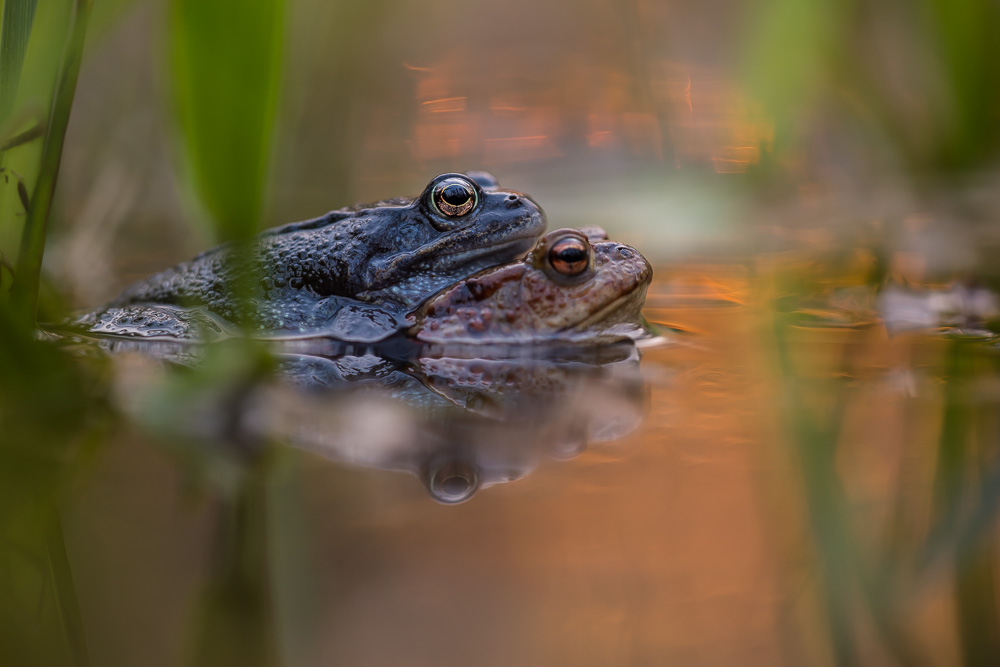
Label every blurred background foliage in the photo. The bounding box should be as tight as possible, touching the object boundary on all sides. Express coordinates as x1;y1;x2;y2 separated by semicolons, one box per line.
1;0;1000;665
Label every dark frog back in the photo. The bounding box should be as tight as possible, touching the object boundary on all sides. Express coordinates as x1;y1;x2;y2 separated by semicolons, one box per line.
76;173;546;340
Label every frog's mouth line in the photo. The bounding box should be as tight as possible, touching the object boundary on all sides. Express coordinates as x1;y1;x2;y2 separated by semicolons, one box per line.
571;287;648;331
431;233;539;264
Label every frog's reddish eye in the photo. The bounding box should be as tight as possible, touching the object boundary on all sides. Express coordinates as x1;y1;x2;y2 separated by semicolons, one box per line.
548;237;590;276
431;177;477;217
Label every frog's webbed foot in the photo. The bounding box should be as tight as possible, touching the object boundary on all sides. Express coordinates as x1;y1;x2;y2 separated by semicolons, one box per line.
314;297;406;342
73;304;230;341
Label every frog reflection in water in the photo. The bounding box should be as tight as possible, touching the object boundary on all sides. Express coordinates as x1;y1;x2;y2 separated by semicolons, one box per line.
267;342;647;504
77;172;545;340
412;228;653;343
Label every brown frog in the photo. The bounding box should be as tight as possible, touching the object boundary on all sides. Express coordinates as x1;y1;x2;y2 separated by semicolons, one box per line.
412;228;652;344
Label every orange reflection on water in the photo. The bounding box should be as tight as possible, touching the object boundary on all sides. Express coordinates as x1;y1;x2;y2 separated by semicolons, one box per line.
644;264;751;313
421;97;467;114
586;112;616;149
650;61;773;171
410;118;479;161
403;53;773;169
408;57;567;164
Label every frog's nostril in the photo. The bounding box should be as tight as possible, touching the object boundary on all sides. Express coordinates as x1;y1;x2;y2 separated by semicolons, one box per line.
507;194;518;200
618;246;634;258
505;195;522;209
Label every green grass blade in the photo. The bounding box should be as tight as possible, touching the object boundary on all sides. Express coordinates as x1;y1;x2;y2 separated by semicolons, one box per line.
10;0;90;324
0;0;39;124
167;0;285;243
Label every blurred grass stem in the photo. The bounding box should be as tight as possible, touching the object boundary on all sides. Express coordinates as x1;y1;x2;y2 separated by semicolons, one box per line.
186;468;279;667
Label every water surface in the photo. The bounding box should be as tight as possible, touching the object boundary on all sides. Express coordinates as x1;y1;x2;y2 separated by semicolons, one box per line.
56;262;1000;666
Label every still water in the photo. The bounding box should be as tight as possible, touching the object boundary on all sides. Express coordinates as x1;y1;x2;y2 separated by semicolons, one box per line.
55;264;1000;666
2;0;994;664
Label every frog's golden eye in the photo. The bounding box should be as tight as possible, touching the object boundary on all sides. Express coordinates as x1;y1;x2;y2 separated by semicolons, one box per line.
548;236;591;276
431;177;478;217
427;461;479;504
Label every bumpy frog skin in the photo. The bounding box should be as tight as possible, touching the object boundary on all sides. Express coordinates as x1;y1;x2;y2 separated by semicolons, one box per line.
412;229;652;343
76;172;545;338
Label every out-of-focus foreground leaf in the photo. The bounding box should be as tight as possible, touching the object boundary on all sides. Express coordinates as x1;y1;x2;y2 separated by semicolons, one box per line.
168;0;285;243
166;5;290;665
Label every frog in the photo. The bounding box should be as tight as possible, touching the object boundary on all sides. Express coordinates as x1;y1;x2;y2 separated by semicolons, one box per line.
411;228;653;344
73;172;546;340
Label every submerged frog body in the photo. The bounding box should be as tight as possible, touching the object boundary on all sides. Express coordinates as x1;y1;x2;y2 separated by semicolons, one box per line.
412;228;652;343
76;172;545;339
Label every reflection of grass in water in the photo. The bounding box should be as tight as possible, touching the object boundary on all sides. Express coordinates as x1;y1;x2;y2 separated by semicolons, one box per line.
930;339;1000;665
0;307;110;665
184;468;279;667
770;277;1000;665
771;308;917;665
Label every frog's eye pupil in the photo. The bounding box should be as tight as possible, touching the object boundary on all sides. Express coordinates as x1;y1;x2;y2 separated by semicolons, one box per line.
432;178;478;217
557;246;586;263
441;184;470;206
548;238;590;276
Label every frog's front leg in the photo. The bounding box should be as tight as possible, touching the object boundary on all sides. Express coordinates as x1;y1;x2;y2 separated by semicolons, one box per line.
73;304;230;341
